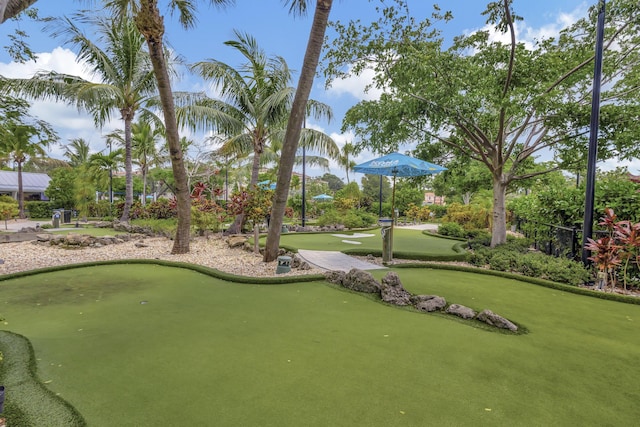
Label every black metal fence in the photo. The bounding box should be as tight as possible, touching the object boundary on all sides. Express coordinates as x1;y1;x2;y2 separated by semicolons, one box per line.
514;218;608;261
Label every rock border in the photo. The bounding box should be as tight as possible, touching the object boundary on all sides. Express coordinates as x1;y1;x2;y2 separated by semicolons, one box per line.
324;268;519;332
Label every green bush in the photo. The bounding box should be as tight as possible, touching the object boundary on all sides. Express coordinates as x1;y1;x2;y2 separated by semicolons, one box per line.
438;222;465;238
316;209;342;227
468;242;590;286
86;200;113;219
146;198;177;219
25;201;52;218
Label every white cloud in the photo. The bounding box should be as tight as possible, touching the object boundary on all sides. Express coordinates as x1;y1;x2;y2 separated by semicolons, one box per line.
326;67;383;102
472;3;588;50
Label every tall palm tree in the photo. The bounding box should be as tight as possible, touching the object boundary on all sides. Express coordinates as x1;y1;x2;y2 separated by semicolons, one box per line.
339;142;357;184
0;12;159;223
0;95;57;218
131;120;163;204
265;0;334;261
190;30;333;233
104;0;234;254
88;148;124;195
63;137;91;167
0;0;37;24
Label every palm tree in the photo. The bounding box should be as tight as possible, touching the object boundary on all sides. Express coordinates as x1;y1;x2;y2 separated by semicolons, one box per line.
0;95;57;218
0;12;159;223
0;0;37;23
88;148;124;195
190;31;333;233
265;0;334;261
132;121;163;205
339;142;357;184
63;137;91;167
104;0;234;254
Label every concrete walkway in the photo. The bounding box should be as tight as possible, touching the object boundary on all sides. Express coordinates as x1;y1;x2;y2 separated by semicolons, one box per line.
297;249;387;272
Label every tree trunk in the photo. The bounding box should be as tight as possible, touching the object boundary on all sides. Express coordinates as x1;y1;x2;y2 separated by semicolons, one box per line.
135;0;190;254
0;0;37;24
264;0;333;262
142;166;147;206
490;175;508;247
120;113;134;222
16;159;25;218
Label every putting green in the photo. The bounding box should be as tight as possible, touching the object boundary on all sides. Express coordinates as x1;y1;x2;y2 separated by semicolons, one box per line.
1;264;639;426
265;228;460;256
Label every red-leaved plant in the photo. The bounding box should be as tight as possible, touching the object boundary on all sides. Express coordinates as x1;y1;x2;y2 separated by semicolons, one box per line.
584;208;640;292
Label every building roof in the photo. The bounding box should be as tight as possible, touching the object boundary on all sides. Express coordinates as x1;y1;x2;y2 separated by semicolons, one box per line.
0;171;51;193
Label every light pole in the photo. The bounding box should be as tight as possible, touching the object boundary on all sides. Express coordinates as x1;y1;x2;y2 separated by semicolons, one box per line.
581;0;606;265
301;116;306;227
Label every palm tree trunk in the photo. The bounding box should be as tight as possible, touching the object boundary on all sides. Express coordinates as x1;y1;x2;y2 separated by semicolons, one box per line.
17;159;25;218
142;166;147;206
120;113;134;222
135;0;190;254
226;146;262;235
264;0;333;262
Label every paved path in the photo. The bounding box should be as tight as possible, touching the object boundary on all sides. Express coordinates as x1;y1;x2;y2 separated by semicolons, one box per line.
297;249;387;272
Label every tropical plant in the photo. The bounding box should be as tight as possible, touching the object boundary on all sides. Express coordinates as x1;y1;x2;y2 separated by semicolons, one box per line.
190;30;334;234
0;95;57;218
63;137;91;167
0;195;19;229
0;11;158;223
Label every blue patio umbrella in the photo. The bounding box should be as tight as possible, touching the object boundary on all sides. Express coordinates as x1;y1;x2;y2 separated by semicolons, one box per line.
312;193;334;201
353;152;446;260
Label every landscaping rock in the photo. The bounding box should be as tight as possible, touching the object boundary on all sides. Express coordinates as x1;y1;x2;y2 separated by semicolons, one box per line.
324;270;346;285
343;268;381;293
380;272;411;306
299;261;311;270
446;304;477;319
227;235;247;248
414;296;446;312
135;241;149;248
477;309;518;331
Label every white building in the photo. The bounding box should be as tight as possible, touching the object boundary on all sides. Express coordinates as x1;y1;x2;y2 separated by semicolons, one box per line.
0;171;50;201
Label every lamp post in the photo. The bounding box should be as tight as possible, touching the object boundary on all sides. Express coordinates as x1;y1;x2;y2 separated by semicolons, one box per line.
581;0;606;266
301;116;306;227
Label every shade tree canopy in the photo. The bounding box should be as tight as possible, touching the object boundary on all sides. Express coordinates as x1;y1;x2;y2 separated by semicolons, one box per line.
324;0;640;247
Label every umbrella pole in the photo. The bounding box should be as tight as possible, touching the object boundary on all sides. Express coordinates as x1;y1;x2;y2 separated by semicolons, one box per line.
390;174;396;261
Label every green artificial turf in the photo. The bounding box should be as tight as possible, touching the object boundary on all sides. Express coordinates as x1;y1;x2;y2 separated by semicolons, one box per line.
50;227;122;237
1;264;640;426
263;228;460;256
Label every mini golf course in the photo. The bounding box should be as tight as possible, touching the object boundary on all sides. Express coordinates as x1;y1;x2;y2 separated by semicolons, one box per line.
265;228;464;260
1;262;640;426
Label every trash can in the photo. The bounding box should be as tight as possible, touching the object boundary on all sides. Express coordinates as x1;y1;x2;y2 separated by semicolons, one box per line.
276;256;292;274
52;211;61;228
379;218;394;263
63;210;72;223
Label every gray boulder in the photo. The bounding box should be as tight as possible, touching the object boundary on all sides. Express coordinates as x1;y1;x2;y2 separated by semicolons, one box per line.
445;304;477;319
343;268;381;293
380;272;412;305
227;235;247;248
324;270;346;285
414;296;446;312
477;309;518;331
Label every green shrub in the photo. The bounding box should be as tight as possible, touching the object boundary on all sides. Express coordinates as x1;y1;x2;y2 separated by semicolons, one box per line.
86;200;113;219
130;218;177;235
316;209;342;227
25;201;52;218
146;198;177;219
443;202;490;229
438;222;465;238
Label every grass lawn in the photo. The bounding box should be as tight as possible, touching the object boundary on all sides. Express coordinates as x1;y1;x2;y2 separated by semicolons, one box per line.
50;226;122;237
1;264;639;425
262;228;460;256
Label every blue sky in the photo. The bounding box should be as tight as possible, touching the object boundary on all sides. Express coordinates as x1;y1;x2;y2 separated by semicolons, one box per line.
1;0;614;182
